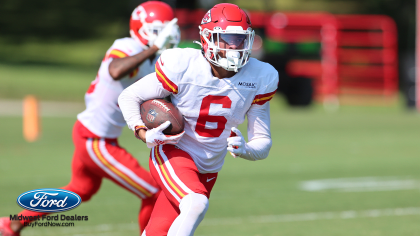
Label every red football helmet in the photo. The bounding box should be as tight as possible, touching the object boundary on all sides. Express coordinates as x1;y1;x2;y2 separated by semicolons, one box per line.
130;1;179;50
198;3;254;72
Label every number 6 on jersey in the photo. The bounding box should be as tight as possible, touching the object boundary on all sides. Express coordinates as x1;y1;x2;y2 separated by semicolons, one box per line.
195;95;232;138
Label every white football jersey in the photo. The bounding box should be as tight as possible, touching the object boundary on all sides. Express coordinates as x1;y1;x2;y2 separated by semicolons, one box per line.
120;48;278;173
77;37;158;138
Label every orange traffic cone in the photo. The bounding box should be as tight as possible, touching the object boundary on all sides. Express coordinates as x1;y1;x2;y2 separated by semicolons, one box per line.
23;95;40;142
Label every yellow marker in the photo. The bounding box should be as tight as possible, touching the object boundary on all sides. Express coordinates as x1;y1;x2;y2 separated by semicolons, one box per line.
23;95;40;142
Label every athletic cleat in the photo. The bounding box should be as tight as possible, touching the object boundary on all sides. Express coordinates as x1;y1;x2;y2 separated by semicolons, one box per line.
0;217;20;236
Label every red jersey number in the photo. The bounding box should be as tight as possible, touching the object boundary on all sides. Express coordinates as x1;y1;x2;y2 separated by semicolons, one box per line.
195;95;232;138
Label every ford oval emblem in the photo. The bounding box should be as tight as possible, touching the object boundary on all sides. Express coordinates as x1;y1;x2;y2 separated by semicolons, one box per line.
17;189;81;213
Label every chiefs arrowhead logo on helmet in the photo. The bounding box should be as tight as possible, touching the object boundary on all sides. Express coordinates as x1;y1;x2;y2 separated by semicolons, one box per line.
131;6;147;22
201;10;212;24
129;1;179;50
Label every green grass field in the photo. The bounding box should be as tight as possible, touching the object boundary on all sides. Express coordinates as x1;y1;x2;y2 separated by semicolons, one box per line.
1;64;420;236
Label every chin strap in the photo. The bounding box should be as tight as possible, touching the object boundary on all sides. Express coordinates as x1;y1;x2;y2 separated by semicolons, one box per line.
217;51;241;72
193;40;202;47
198;40;241;72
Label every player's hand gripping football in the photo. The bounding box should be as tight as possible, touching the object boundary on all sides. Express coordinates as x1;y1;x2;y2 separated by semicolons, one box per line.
154;18;178;49
145;121;185;148
227;127;246;158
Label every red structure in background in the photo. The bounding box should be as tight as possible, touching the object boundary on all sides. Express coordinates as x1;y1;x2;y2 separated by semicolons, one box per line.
336;15;398;97
263;12;339;103
175;10;399;105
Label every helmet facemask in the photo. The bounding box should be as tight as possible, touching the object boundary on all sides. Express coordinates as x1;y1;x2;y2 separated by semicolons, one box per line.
200;26;254;72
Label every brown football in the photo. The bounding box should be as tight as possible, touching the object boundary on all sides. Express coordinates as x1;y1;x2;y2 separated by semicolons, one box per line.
140;98;184;135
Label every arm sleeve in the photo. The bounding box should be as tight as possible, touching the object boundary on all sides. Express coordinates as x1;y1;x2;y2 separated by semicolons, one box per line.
240;69;278;161
118;72;171;131
240;102;272;161
118;49;185;131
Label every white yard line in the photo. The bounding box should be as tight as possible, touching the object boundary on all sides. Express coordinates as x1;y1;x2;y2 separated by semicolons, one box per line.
22;207;420;236
201;207;420;226
300;177;420;192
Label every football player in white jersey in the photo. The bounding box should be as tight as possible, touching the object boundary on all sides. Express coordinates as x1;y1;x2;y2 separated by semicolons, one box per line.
118;3;278;236
0;2;180;236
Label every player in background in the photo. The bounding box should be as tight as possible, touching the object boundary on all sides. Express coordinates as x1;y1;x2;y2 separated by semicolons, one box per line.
0;2;180;236
117;3;279;235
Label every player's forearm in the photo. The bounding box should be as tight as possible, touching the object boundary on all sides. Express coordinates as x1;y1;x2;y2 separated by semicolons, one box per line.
136;129;147;143
118;72;171;131
109;45;159;80
118;88;145;131
240;137;272;161
241;101;273;161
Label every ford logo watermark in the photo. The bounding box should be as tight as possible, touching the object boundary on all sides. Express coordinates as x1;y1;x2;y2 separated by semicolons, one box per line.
17;189;81;213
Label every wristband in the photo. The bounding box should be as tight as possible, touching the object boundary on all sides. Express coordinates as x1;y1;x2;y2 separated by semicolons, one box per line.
134;125;148;141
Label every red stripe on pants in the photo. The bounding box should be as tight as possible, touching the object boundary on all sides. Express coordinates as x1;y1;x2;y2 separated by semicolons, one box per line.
145;145;218;236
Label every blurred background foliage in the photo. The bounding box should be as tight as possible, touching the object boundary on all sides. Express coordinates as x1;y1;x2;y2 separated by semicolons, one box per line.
0;0;131;42
0;0;416;106
0;0;414;66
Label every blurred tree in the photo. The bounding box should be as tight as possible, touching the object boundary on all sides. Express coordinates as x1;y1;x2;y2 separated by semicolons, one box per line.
0;0;134;42
0;0;215;42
